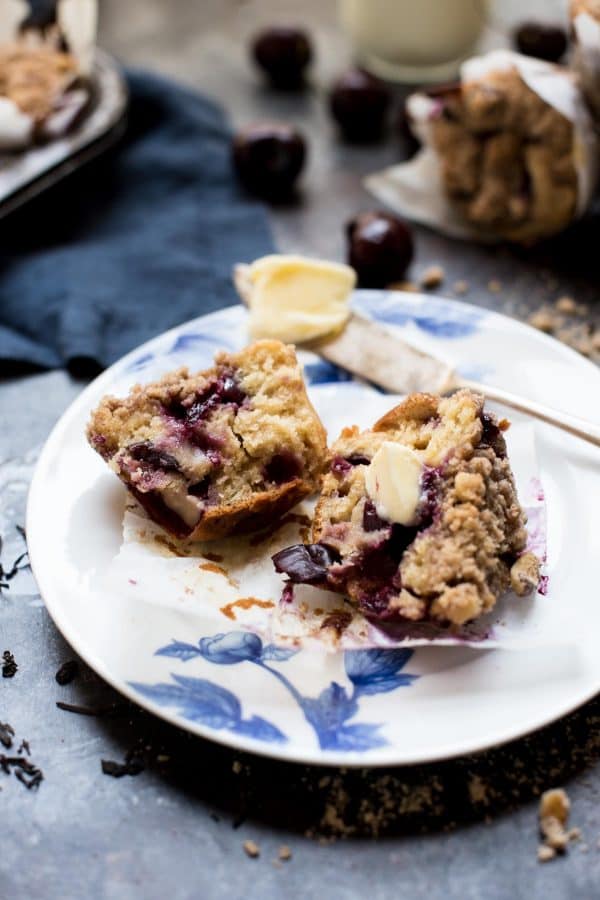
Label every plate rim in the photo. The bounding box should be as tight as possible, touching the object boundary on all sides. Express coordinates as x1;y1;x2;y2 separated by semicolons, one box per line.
26;291;600;767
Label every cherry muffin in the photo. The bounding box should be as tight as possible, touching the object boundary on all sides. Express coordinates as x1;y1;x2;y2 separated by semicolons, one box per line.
87;340;328;540
429;65;578;243
273;390;539;627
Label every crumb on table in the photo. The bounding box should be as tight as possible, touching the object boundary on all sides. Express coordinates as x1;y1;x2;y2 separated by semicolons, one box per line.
420;265;445;289
243;839;260;858
538;788;580;862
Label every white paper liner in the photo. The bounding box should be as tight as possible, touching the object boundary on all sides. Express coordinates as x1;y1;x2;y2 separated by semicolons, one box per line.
365;50;599;242
572;10;600;121
104;384;555;653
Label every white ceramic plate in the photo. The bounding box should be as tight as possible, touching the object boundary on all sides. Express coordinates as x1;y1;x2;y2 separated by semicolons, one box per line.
27;292;600;767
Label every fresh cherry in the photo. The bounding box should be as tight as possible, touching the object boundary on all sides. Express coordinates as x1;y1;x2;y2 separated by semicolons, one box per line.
252;27;312;89
329;68;391;142
514;22;568;62
232;122;306;199
346;211;414;287
272;543;338;583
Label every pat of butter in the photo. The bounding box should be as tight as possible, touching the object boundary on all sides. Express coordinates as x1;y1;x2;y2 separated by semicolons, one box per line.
236;255;356;343
365;442;422;526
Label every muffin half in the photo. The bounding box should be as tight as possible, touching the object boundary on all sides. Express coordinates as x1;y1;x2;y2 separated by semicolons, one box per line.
87;340;328;540
273;390;539;626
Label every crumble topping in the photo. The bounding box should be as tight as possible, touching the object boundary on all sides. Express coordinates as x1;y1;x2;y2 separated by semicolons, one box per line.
432;67;578;243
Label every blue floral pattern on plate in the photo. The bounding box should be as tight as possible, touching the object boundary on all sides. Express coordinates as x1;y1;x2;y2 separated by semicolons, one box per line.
131;632;417;750
357;292;484;339
119;293;487;755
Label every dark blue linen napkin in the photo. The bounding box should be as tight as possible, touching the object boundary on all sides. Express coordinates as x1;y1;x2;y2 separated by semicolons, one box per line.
0;71;275;375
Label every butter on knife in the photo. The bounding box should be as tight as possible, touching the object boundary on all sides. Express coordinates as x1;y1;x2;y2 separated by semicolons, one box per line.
234;254;454;395
234;255;355;343
234;255;600;449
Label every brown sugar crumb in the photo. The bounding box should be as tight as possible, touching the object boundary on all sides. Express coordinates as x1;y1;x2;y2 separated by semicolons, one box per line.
538;844;556;863
243;840;260;858
527;302;600;361
528;307;556;333
468;774;490;805
388;280;419;293
453;280;469;295
510;552;540;597
538;788;580;861
555;296;577;314
487;279;502;293
278;845;292;861
420;265;445;290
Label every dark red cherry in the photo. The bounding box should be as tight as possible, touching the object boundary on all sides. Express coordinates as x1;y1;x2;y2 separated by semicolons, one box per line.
329;68;391;142
232;122;306;199
514;22;568;62
252;27;312;89
346;211;414;287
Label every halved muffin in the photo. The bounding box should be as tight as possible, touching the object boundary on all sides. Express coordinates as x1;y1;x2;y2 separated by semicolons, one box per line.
87;340;328;540
273;390;539;626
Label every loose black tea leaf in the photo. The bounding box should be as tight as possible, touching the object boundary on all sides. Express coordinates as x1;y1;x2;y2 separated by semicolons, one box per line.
18;739;30;756
0;753;44;790
101;752;145;778
0;721;15;749
56;700;129;717
0;527;29;593
15;767;44;790
55;660;79;685
2;650;18;678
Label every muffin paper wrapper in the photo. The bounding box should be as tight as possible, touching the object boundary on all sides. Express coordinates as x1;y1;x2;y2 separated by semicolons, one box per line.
572;10;600;121
364;50;599;242
105;383;557;653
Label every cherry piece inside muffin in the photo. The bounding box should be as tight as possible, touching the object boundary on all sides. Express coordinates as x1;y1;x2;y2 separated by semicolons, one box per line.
87;340;328;541
273;390;540;627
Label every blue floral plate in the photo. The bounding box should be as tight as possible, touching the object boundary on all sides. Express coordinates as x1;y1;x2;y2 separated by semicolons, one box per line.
27;291;600;766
